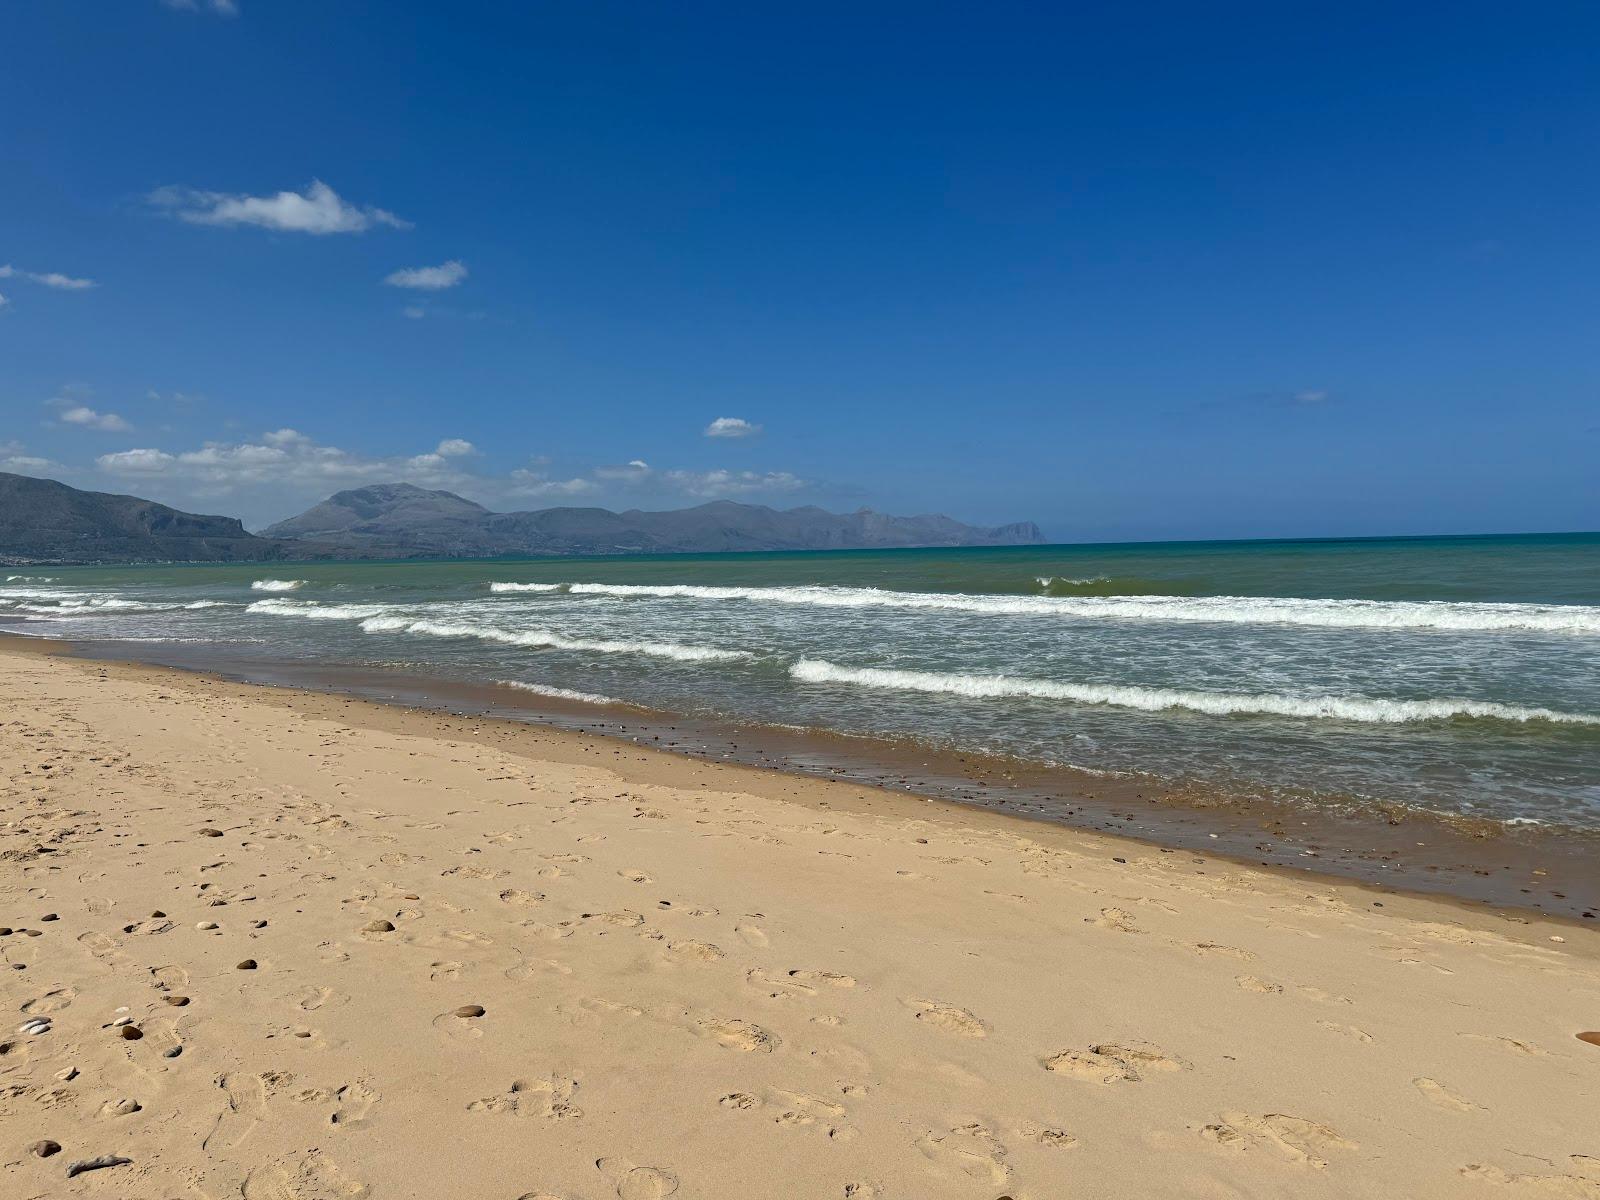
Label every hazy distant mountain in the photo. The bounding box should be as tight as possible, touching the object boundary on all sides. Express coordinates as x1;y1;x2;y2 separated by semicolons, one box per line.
0;471;310;564
263;483;1043;555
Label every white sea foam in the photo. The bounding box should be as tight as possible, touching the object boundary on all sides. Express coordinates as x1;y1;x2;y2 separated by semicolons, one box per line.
788;659;1600;726
251;579;305;592
488;582;563;593
356;614;750;663
5;575;58;582
557;582;1600;634
500;679;625;705
247;598;392;621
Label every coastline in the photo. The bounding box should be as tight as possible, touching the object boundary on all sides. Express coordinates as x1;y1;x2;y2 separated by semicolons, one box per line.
10;629;1600;921
3;635;1598;1198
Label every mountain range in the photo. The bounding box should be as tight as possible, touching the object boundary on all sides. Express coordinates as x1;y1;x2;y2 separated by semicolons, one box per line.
0;473;1042;564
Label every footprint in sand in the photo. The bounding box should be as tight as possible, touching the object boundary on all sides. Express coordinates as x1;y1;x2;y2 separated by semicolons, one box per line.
582;910;644;929
619;869;653;884
243;1151;369;1200
1459;1161;1600;1193
331;1081;380;1127
915;1122;1011;1186
1235;975;1283;995
1090;907;1142;933
1201;1112;1356;1169
735;923;769;948
904;998;988;1038
1043;1041;1187;1083
1460;1034;1543;1056
21;986;76;1015
468;1075;581;1120
664;939;725;963
499;889;544;905
1414;1077;1485;1113
205;1072;268;1151
693;1015;780;1052
596;1157;679;1200
294;985;349;1012
789;969;856;989
429;961;465;981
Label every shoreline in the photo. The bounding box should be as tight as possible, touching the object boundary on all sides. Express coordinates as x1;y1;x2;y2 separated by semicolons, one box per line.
3;630;1598;1199
8;629;1600;922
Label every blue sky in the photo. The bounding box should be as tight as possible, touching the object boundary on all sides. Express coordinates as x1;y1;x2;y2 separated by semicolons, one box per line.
3;1;1597;537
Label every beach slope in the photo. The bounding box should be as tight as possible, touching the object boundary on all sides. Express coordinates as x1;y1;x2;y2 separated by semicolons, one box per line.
1;642;1596;1199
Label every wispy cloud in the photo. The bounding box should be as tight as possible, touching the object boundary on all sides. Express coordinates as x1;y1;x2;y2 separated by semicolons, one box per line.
58;405;132;432
704;416;761;439
591;458;806;497
384;260;467;290
147;180;410;234
0;264;97;291
0;441;57;474
160;0;240;18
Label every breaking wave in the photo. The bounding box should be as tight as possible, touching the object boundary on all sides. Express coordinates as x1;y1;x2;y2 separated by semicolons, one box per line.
357;615;750;663
251;579;305;592
488;582;563;593
551;582;1600;634
247;598;392;621
500;679;625;705
788;659;1600;726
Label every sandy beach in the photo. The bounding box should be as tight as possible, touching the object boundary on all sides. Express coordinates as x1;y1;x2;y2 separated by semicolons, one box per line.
2;638;1597;1200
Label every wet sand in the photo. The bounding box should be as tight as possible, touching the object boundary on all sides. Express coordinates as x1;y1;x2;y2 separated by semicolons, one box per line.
3;638;1599;1199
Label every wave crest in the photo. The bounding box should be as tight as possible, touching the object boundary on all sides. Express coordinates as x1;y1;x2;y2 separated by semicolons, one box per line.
788;659;1600;726
251;579;305;592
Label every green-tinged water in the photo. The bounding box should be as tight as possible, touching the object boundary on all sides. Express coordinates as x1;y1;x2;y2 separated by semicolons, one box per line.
5;532;1599;827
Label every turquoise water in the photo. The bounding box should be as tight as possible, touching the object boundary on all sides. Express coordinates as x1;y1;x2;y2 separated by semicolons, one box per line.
5;532;1599;827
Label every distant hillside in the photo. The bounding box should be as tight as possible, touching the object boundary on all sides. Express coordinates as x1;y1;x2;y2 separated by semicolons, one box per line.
0;472;314;564
264;484;1044;555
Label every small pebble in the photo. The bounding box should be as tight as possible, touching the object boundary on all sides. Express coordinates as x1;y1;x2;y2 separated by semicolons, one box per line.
236;959;258;970
163;1046;182;1059
55;1067;78;1081
455;1004;486;1018
196;921;218;931
118;1025;143;1041
40;913;59;922
198;828;224;837
362;920;395;933
31;1139;62;1158
164;995;190;1007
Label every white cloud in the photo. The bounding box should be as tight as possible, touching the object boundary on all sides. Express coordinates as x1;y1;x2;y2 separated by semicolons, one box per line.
1;441;56;474
384;260;467;290
58;405;132;432
704;416;761;439
402;305;426;319
0;292;7;310
161;0;240;18
507;468;599;498
97;448;175;473
0;264;97;291
93;431;484;497
590;458;806;498
147;180;409;234
1293;389;1330;405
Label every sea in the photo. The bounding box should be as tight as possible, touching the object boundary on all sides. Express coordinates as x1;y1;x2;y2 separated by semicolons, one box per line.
4;532;1599;835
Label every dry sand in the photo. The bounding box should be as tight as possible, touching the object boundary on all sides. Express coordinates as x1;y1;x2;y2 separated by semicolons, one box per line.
2;640;1597;1199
